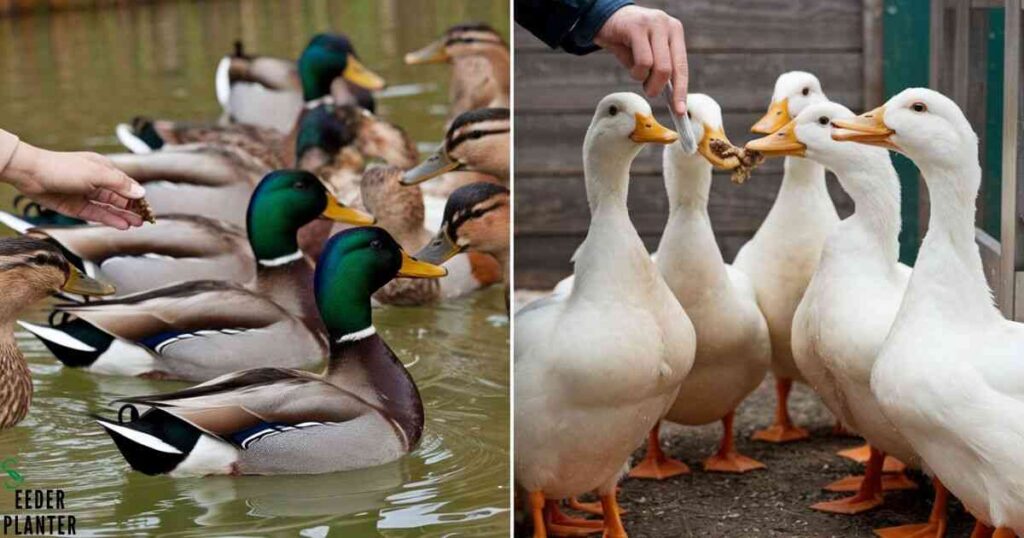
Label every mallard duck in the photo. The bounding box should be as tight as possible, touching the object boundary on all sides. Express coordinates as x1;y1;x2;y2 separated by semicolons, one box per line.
405;23;510;119
18;170;373;382
624;94;771;481
0;237;114;428
732;70;839;443
359;167;503;306
836;88;1022;536
748;102;950;532
94;226;447;476
106;102;416;228
401;107;510;188
0;167;372;296
214;34;384;134
415;181;510;309
515;93;695;538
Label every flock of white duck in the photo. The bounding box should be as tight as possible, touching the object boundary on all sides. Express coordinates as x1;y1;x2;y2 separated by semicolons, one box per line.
0;26;509;477
515;71;1024;538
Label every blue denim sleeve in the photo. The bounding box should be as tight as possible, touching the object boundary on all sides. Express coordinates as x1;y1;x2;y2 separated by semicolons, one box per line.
514;0;633;56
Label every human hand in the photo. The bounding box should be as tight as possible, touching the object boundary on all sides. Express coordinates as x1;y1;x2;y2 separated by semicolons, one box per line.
594;5;688;115
2;143;146;230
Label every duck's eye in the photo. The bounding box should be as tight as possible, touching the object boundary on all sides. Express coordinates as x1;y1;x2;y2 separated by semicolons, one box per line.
911;102;927;113
293;180;309;190
369;239;383;250
818;116;829;125
608;105;618;117
802;87;810;96
470;131;484;140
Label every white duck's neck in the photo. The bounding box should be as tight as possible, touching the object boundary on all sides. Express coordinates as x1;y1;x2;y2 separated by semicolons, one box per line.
905;158;1000;322
824;154;902;272
657;157;729;305
572;136;656;302
761;156;837;232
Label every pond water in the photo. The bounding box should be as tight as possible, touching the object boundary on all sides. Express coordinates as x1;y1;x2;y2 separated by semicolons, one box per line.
0;1;510;536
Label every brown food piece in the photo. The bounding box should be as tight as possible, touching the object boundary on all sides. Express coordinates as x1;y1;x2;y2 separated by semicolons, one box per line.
708;139;765;184
127;198;156;224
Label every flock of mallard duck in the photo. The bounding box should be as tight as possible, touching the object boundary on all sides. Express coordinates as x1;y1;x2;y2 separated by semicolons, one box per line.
0;24;509;477
516;72;1024;537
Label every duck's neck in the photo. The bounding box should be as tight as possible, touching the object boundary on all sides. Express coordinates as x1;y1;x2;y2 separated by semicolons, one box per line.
778;156;832;206
253;260;325;336
824;156;902;272
477;46;510;95
0;320;33;429
572;140;656;302
904;159;1000;322
324;331;422;450
657;158;729;306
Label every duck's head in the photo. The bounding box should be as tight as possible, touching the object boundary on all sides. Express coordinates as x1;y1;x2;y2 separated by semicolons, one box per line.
0;237;113;314
583;93;677;165
747;102;895;193
298;33;385;101
246;170;375;266
315;227;447;339
401;108;510;185
751;71;827;134
666;93;740;170
405;22;505;64
416;182;510;265
360;166;425;235
295;102;360;168
832;88;977;170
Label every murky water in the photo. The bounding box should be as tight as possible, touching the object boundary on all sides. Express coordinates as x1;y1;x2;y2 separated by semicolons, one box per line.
0;1;510;536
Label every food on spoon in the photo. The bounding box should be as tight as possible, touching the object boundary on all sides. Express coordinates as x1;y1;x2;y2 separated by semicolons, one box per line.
709;139;765;184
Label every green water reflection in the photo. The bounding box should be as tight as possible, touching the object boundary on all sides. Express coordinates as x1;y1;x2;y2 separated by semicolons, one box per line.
0;1;510;536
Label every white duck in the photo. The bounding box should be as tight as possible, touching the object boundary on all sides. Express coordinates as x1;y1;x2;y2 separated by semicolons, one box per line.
627;94;771;480
515;93;695;538
749;102;951;535
837;87;1022;537
734;70;840;442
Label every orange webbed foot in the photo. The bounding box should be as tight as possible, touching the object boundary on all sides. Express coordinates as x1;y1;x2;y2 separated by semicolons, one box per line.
824;472;917;492
628;423;690;480
567;497;605;517
751;423;810;443
811;492;884;515
874;520;946;538
837;444;907;473
703;451;765;473
544;501;603;537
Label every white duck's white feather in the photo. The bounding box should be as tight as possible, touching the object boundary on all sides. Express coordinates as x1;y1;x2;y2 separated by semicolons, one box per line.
789;102;919;467
656;95;770;426
733;72;838;384
869;88;1024;532
514;93;695;499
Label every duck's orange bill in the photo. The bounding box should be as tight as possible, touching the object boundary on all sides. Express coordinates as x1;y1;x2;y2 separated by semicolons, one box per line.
745;119;806;157
831;106;898;150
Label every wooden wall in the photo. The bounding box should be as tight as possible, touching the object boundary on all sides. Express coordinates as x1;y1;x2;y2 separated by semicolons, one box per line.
514;0;868;288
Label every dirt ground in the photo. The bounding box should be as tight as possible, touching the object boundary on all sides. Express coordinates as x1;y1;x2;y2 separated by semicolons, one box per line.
512;292;976;538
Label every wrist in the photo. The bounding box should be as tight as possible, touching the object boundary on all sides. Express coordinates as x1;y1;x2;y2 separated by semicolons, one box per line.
2;142;43;192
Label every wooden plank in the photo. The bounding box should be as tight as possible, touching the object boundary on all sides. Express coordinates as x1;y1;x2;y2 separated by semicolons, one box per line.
514;112;787;175
863;0;885;108
513;0;863;53
515;172;855;236
515;51;864;114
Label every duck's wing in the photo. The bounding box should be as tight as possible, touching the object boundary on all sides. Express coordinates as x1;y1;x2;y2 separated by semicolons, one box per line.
32;216;252;294
356;115;419;169
115;368;373;441
108;145;266;187
142;182;253;228
37;215;245;264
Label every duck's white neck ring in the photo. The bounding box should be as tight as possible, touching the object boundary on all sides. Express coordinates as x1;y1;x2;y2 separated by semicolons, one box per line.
258;251;304;267
304;96;333;109
335;325;376;344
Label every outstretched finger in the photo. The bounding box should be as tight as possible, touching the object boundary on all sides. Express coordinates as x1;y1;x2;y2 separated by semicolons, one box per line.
644;24;672;97
77;202;136;230
628;29;653;83
668;19;689;115
90;188;134;210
